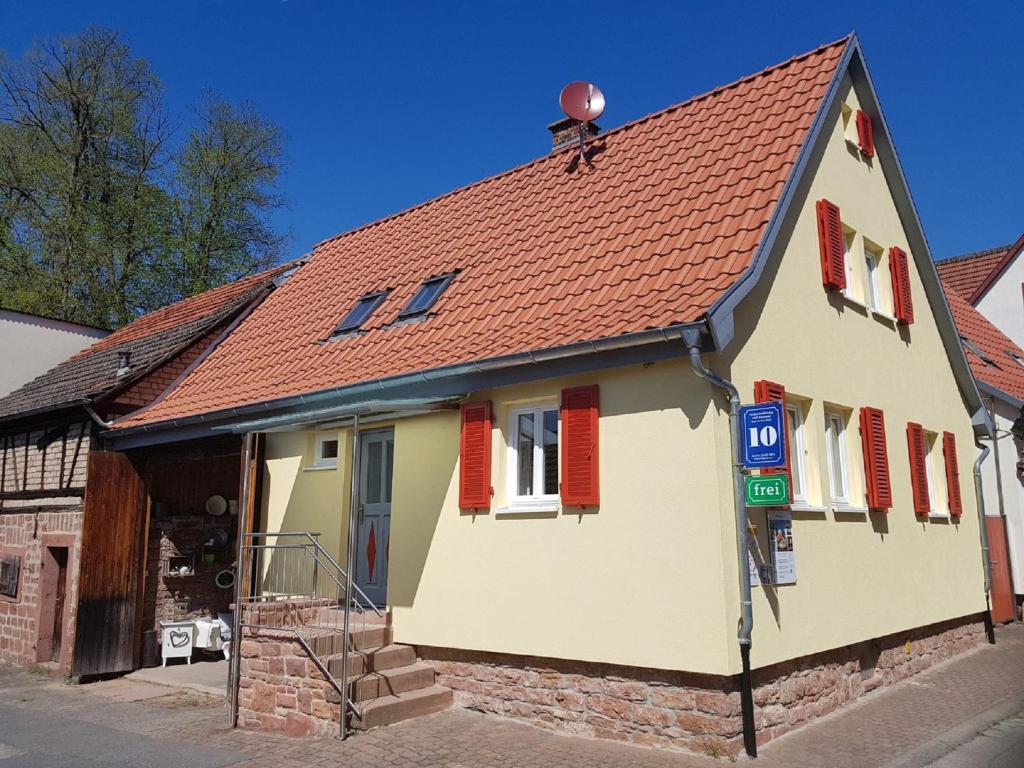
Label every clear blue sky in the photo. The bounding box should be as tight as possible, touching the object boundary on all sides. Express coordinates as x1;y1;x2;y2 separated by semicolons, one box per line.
3;1;1022;262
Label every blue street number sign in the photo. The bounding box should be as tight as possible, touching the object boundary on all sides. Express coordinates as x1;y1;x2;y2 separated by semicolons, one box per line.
740;401;786;469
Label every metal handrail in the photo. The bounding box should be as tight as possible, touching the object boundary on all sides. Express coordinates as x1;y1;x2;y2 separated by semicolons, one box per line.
243;531;383;615
238;530;382;736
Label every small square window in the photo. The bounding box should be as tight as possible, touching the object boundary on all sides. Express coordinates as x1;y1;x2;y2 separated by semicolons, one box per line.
863;241;884;312
335;291;388;334
314;434;339;468
398;273;456;319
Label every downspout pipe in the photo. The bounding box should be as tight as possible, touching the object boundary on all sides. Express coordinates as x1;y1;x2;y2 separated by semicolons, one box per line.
973;441;996;644
340;412;362;738
683;328;757;758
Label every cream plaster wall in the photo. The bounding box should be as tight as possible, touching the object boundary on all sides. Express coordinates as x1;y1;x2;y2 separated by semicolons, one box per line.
260;429;352;583
387;363;734;673
975;252;1024;348
715;73;987;673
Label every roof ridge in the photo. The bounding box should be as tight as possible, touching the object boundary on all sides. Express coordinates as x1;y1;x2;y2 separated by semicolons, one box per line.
936;243;1011;264
313;35;852;252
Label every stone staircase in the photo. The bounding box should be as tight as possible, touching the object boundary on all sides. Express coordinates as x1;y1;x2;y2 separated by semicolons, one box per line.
300;608;451;730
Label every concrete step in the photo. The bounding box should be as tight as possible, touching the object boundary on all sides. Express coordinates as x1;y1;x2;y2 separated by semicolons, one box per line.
365;644;416;672
350;684;452;730
301;624;392;656
317;607;386;626
349;662;436;702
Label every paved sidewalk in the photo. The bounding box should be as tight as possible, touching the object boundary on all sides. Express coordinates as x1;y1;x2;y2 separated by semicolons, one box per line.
0;623;1021;767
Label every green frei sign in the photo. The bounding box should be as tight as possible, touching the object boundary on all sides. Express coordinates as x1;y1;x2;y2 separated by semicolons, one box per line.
744;474;790;507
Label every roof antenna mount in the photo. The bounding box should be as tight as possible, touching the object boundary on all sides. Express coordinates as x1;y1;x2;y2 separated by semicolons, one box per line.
559;82;605;166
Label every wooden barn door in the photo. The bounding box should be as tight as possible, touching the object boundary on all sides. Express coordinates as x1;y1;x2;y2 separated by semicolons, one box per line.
72;451;148;677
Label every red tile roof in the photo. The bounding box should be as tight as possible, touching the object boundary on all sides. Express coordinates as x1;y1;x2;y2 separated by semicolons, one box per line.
944;287;1024;403
118;38;848;428
935;245;1011;302
74;266;291;360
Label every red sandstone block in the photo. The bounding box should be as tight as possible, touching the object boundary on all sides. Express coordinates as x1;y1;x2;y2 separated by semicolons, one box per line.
695;691;741;717
631;704;673;728
586;694;631;720
297;689;313;715
284;657;306;677
283;712;316;737
240;640;261;657
606;681;647;701
268;657;285;676
276;693;297;709
650;688;697;710
554;691;585;711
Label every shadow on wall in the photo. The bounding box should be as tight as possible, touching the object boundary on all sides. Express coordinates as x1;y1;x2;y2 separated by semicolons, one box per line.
387;412;459;610
259;431;348;594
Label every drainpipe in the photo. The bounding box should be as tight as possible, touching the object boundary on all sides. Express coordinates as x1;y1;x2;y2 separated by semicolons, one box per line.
683;328;757;758
986;398;1019;623
340;413;362;738
83;404;113;429
229;431;255;726
973;440;996;644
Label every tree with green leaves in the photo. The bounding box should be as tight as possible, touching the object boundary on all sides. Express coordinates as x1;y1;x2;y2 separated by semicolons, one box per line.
0;27;287;329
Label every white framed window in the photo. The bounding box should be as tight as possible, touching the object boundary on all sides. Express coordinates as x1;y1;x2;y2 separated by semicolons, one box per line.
314;433;339;468
785;405;807;503
924;430;945;516
825;411;849;504
864;244;882;311
507;404;560;510
843;231;856;300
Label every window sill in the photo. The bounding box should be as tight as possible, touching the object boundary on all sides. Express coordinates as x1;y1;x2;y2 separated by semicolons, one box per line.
840;292;893;319
833;502;869;514
790;502;828;513
871;309;896;325
495;500;560;515
303;465;337;472
929;511;951;520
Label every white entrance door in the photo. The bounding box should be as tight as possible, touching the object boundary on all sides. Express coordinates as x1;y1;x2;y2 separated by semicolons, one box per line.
355;430;393;608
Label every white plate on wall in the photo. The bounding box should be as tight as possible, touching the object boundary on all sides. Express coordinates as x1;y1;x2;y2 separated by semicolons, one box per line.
205;494;228;516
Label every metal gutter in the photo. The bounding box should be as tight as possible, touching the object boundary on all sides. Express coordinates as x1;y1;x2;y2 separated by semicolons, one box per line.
103;320;707;440
221;397;463;434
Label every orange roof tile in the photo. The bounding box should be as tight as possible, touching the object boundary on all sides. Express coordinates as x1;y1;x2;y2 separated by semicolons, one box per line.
935;245;1011;302
118;38;848;428
944;288;1024;404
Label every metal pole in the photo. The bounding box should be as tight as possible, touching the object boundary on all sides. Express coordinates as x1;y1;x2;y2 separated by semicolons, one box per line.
339;414;362;738
229;431;255;726
974;441;996;644
684;329;756;758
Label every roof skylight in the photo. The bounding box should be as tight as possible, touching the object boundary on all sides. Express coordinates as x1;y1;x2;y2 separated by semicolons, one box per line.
334;291;388;334
398;273;457;319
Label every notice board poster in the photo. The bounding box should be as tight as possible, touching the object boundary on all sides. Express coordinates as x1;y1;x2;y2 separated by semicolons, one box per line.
768;513;796;584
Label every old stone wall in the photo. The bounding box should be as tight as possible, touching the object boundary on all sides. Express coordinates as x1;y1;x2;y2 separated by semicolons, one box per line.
0;506;82;673
142;513;235;634
236;626;340;737
418;614;986;758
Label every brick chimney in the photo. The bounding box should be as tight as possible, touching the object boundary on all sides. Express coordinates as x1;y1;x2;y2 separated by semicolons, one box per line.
547;118;600;152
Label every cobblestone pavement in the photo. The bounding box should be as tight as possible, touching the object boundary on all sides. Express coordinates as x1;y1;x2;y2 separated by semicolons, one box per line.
0;623;1022;767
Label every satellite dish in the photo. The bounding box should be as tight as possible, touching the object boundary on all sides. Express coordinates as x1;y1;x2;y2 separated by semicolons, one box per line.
560;81;605;123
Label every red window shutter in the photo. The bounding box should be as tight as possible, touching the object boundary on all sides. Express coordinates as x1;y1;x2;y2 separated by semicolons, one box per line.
459;401;492;509
889;247;914;325
859;407;892;510
856;110;875;157
754;380;792;489
943;431;963;517
906;422;930;515
561;385;600;507
816;199;846;291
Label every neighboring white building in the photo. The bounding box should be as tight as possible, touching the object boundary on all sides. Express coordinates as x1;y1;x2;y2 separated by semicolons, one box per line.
0;309;108;398
938;235;1024;348
940;281;1024;623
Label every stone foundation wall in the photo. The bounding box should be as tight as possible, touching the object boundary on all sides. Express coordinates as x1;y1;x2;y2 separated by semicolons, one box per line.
236;625;341;737
0;507;82;673
418;614;986;758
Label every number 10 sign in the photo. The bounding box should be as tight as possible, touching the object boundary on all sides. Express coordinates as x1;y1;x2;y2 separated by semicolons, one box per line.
740;401;786;469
